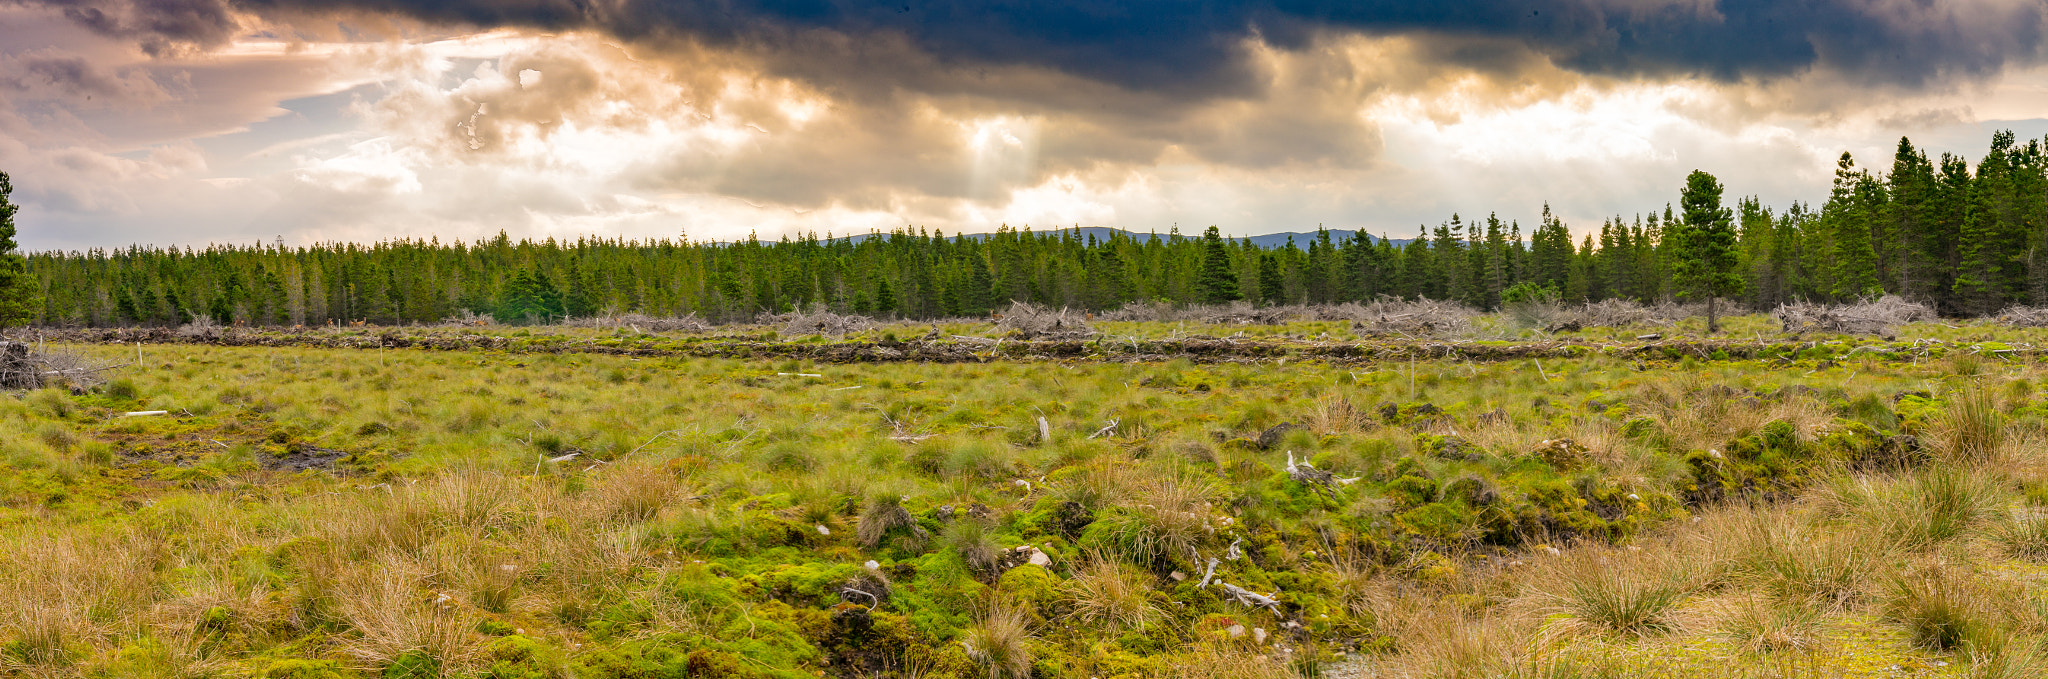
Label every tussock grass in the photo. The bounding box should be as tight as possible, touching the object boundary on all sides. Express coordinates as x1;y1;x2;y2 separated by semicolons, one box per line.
1062;553;1162;632
1940;383;2008;462
1532;549;1689;639
1716;595;1826;656
961;604;1034;679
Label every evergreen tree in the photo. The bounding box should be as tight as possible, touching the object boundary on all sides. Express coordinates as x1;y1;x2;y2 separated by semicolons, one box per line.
1258;252;1284;305
1672;170;1745;332
498;267;564;324
1196;226;1241;303
1824;153;1882;299
0;171;36;327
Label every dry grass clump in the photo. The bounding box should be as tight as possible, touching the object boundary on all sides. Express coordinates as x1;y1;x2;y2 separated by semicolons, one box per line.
1715;595;1826;656
961;604;1035;679
331;554;484;672
1531;549;1690;639
1990;508;2048;560
1719;510;1891;606
1157;650;1308;678
1774;295;1934;337
587;463;688;523
1301;393;1373;435
1062;553;1163;632
1375;605;1536;679
993;301;1096;339
1092;470;1221;564
857;494;924;548
1883;567;1996;652
1937;384;2007;463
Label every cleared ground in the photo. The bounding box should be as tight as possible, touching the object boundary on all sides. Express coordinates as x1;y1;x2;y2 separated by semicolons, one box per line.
2;316;2046;678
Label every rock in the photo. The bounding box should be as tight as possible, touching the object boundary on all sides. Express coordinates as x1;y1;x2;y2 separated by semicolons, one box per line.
1170;571;1187;581
1226;624;1246;638
1253;627;1268;644
1028;550;1052;567
816;524;831;535
1256;422;1306;449
863;560;880;571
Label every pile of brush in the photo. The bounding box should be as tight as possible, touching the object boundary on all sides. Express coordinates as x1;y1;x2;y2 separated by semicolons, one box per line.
1775;295;1934;338
773;307;875;337
566;311;713;333
1997;306;2048;328
0;340;109;390
994;302;1097;340
1330;298;1476;337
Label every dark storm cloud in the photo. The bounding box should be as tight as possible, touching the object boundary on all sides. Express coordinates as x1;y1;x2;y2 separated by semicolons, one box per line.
33;0;240;56
17;0;2048;92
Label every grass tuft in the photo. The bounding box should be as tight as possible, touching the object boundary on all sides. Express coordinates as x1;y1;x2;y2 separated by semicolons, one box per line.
961;604;1034;679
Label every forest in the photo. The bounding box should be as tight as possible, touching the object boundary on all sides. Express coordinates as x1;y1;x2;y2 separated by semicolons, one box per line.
13;131;2048;327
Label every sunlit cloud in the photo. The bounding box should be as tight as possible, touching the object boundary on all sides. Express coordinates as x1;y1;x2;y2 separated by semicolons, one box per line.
3;1;2048;249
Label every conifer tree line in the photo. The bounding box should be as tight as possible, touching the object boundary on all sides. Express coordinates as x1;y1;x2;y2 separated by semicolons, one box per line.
8;131;2048;327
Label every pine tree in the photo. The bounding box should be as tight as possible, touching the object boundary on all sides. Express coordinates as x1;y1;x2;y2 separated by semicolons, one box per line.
0;171;37;327
1672;170;1745;332
1196;226;1241;303
498;267;564;324
1824;153;1882;299
1258;252;1284;305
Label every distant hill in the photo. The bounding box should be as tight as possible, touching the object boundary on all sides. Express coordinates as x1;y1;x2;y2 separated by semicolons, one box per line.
814;226;1413;248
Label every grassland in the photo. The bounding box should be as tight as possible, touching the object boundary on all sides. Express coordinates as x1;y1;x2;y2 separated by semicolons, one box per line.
4;314;2048;678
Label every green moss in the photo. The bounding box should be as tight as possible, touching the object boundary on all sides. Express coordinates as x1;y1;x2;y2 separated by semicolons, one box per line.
741;562;867;607
261;658;347;679
479;636;565;679
1383;475;1439;508
996;564;1062;614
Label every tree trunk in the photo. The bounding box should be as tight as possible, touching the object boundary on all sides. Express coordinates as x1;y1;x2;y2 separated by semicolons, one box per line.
1707;296;1720;334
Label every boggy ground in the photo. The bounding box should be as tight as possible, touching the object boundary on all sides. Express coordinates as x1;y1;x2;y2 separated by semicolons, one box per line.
1;341;2047;678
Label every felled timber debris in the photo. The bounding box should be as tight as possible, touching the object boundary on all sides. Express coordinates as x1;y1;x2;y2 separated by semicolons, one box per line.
773;307;875;337
0;340;117;390
1998;306;2048;328
1335;298;1476;337
994;302;1097;340
1776;295;1933;338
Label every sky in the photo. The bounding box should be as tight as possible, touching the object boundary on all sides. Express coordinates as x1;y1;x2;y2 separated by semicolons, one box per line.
4;1;2048;252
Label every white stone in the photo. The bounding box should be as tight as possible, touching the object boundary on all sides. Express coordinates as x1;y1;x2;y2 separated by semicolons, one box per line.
1170;571;1187;581
1226;624;1246;638
1253;627;1268;644
816;524;831;535
864;560;880;571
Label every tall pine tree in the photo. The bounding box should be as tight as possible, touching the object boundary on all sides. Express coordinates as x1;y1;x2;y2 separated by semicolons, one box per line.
1672;170;1744;332
0;171;36;327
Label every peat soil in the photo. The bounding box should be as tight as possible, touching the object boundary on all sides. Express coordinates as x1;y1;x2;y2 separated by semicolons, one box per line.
28;325;2027;365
